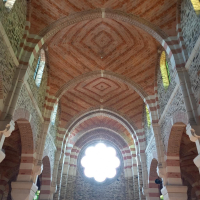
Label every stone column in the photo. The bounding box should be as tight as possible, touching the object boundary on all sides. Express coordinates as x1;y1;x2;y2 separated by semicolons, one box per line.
137;155;146;200
11;182;38;200
49;150;62;200
60;150;72;200
152;124;167;185
53;153;65;200
0;120;15;162
161;186;187;200
186;124;200;173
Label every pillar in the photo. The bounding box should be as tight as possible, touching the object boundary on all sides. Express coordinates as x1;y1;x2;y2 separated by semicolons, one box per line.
161;185;187;200
11;182;38;200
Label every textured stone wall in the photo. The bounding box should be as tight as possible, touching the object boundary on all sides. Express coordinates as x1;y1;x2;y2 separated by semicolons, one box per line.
0;34;16;104
188;52;200;105
157;54;176;116
181;0;200;105
27;54;48;115
43;134;56;176
15;85;42;149
49;105;60;142
146;138;157;174
65;170;133;200
160;87;187;153
181;0;200;56
0;0;27;55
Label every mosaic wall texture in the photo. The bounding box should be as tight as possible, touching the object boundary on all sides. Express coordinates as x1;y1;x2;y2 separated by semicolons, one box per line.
0;0;27;55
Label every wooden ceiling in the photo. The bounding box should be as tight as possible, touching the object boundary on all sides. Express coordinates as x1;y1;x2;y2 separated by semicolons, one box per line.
69;115;134;146
30;0;177;36
28;0;179;139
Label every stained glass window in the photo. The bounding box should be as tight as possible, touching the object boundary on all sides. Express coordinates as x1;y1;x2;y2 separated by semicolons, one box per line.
51;103;58;125
191;0;200;15
34;50;45;87
160;51;170;89
146;106;151;127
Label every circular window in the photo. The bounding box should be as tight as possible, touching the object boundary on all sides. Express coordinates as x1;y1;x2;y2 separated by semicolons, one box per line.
78;141;122;185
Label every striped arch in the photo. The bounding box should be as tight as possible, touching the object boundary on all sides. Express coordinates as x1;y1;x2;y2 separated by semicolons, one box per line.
165;122;186;186
18;9;187;125
57;109;143;157
12;108;35;182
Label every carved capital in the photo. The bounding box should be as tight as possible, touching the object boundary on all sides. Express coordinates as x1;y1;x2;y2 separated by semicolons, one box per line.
186;124;200;142
0;120;15;137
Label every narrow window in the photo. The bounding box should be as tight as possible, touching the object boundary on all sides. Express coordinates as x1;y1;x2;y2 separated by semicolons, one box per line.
160;51;170;89
191;0;200;15
34;49;45;87
51;103;58;125
146;106;151;127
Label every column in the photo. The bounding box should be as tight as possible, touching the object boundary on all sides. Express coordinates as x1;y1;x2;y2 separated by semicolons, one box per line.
53;153;65;200
49;150;62;200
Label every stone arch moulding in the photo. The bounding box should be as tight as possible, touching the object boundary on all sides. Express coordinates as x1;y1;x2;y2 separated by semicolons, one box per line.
70;127;132;148
61;109;142;155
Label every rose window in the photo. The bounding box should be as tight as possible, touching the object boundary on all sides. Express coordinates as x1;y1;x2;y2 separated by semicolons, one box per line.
81;143;120;182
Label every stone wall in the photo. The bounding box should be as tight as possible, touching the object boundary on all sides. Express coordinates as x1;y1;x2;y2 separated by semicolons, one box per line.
188;52;200;105
49;105;60;143
160;87;187;153
157;54;176;116
0;34;16;104
15;85;42;150
181;0;200;56
43;134;56;176
0;0;27;55
65;170;131;200
145;138;157;174
181;0;200;106
27;54;48;115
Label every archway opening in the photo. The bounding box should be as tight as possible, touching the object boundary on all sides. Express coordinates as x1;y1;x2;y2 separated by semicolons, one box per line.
180;130;200;200
0;122;21;200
